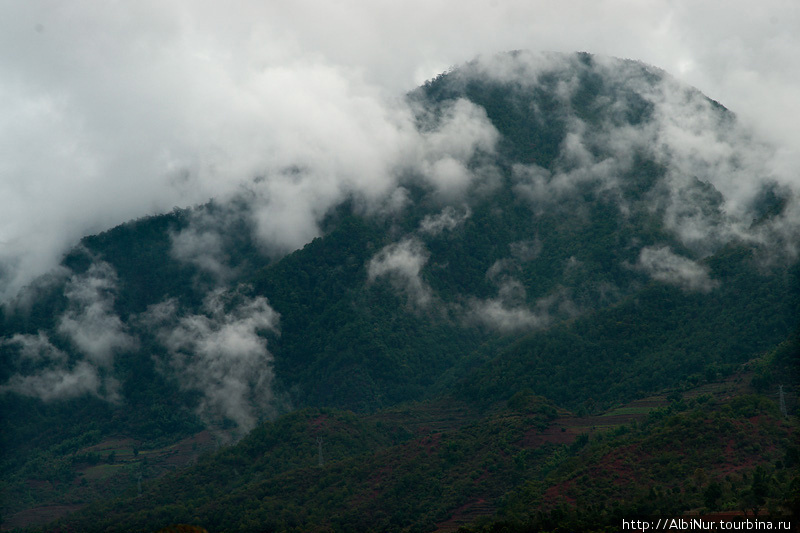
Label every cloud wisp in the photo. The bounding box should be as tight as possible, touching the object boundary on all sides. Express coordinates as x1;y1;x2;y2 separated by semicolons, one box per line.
1;265;282;430
149;290;280;434
466;51;800;260
468;279;556;332
419;205;472;236
0;332;101;402
1;357;101;403
1;262;134;402
3;1;796;303
636;246;719;293
57;262;138;366
367;238;433;310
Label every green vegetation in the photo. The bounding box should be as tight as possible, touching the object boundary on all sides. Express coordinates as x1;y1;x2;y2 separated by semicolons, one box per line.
50;363;798;532
1;51;797;531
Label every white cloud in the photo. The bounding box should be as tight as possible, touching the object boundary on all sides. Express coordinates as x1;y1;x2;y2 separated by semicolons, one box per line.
637;246;719;293
469;299;549;332
1;1;798;302
488;53;799;259
152;290;280;433
171;227;228;279
0;262;134;402
0;332;109;401
468;280;556;332
168;204;253;282
509;239;541;262
419;205;471;235
411;98;500;197
367;238;433;308
467;268;561;332
57;262;137;366
1;360;101;402
2;332;67;363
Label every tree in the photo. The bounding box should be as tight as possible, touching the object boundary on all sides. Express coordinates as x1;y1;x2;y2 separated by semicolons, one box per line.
703;481;722;511
740;467;769;517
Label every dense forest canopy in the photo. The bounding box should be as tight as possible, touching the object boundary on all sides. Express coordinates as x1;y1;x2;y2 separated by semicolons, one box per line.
1;51;797;532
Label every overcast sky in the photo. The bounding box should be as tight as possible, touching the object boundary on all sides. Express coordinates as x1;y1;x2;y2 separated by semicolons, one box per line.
1;0;798;301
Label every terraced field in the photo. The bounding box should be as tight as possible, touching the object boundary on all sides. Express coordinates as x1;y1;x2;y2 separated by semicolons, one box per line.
2;432;216;531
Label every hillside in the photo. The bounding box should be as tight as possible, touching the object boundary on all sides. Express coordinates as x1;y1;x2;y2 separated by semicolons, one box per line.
1;51;798;531
47;335;800;532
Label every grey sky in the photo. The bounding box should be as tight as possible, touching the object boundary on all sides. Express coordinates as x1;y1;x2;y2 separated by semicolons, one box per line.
1;0;798;300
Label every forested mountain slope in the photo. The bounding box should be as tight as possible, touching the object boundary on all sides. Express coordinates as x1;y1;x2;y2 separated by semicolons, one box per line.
1;51;797;531
49;334;800;532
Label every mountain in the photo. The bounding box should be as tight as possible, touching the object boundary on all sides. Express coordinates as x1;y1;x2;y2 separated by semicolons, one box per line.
1;51;797;531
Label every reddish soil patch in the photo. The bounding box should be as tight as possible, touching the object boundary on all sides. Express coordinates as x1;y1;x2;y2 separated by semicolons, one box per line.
357;438;430;505
161;430;216;467
366;400;480;436
362;471;392;502
524;423;579;447
523;390;668;450
7;431;218;532
24;479;53;491
599;444;640;485
82;437;137;454
543;479;578;507
309;414;330;432
685;511;747;519
425;432;443;453
435;498;495;532
714;436;762;478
